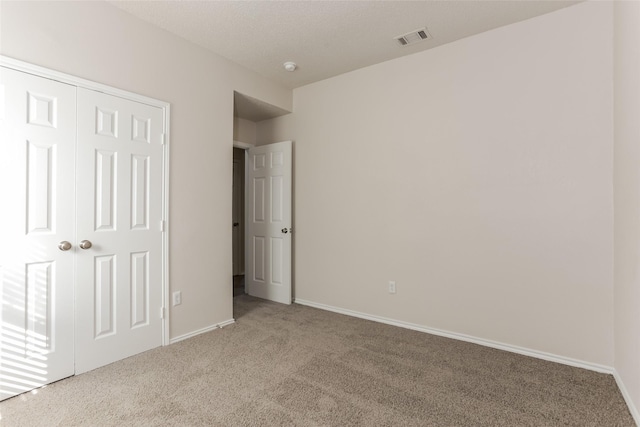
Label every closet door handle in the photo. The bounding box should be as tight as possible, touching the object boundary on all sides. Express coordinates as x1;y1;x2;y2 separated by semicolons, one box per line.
58;241;72;251
79;240;92;250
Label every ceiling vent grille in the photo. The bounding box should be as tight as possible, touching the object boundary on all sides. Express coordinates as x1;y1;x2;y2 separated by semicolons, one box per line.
395;27;431;47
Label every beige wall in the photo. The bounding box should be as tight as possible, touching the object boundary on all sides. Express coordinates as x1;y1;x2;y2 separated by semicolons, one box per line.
259;1;614;367
233;117;257;145
0;1;292;339
257;114;294;146
614;0;640;421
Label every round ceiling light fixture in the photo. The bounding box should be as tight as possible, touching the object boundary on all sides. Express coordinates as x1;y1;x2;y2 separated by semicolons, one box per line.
283;61;297;72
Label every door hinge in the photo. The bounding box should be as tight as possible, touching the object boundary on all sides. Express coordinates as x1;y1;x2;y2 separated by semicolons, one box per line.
161;133;167;145
161;307;166;319
160;220;166;232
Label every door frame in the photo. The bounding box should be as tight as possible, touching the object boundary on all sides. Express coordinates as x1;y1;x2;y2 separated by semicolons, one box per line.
0;55;172;346
233;140;255;150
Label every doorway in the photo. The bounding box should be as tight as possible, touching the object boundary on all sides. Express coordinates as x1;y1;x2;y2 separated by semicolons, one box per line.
232;91;292;311
232;146;245;297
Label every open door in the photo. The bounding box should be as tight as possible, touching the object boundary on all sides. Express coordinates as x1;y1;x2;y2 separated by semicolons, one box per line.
245;141;292;304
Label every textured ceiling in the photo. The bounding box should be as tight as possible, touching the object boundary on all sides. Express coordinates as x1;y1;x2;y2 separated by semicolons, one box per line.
109;0;580;90
108;0;581;120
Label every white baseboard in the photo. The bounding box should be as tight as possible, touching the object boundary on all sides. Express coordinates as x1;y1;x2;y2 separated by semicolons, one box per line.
169;318;235;344
613;369;640;426
294;298;613;374
218;318;236;328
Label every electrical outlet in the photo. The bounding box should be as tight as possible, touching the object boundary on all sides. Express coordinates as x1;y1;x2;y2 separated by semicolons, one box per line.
388;281;396;294
172;291;182;306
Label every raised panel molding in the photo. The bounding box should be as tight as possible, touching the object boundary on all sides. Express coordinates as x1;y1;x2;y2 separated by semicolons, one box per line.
26;141;55;234
95;150;117;231
130;252;149;328
253;177;265;223
270;175;283;222
270;238;283;285
132;115;150;143
96;107;118;138
253;153;266;170
271;151;284;168
131;154;149;230
27;92;57;128
25;261;54;355
253;236;265;282
94;255;116;339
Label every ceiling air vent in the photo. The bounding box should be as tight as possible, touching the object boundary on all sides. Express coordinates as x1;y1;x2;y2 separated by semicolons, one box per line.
395;27;431;47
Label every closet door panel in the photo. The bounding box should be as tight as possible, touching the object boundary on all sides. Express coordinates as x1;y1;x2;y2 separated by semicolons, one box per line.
75;88;163;374
0;67;76;401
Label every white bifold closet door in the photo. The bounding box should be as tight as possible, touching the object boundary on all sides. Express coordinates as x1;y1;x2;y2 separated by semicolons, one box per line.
0;67;77;401
0;67;164;400
75;88;164;374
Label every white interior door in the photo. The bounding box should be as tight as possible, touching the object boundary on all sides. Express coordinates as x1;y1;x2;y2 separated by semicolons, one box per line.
245;141;292;305
0;67;76;400
74;88;164;374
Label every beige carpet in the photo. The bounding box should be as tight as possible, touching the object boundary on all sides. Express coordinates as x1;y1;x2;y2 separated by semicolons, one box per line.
0;295;634;426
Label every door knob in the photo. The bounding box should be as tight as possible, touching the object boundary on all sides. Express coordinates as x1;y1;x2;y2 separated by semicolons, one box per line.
233;222;240;227
79;240;92;250
281;228;288;234
58;241;72;251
